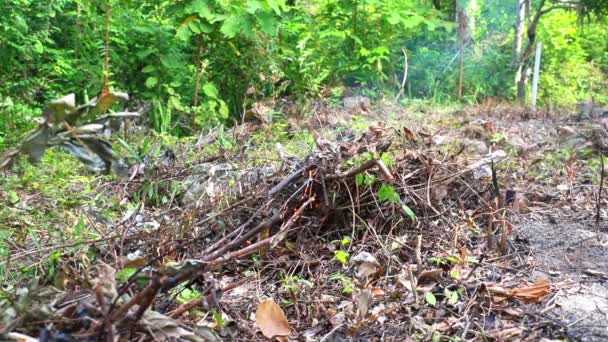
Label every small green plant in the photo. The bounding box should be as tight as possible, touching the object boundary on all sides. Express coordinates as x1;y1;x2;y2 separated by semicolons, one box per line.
444;288;459;305
334;250;350;265
328;273;354;294
170;285;202;305
280;274;313;305
281;274;313;293
377;183;416;221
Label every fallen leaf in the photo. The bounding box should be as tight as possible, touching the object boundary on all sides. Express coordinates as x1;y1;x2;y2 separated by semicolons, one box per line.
417;269;443;284
256;299;291;339
510;279;550;302
371;287;385;298
490;326;524;340
486;279;551;303
403;127;416;142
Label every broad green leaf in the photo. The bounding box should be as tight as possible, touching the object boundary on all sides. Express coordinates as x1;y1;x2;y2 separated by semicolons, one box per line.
220;16;241;38
246;0;264;13
176;25;193;41
192;0;213;19
203;83;219;98
378;184;400;203
218;100;229;118
136;48;156;59
266;0;285;15
142;65;156;73
449;291;459;305
425;292;437;306
256;12;276;35
189;20;202;33
145;76;158;88
334;250;350;265
450;268;459;279
116;268;137;283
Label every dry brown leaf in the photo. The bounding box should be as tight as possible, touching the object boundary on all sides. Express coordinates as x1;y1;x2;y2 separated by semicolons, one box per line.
417;269;443;284
256;299;291;340
510;279;551;302
490;326;524;340
371;287;385;298
486;279;551;303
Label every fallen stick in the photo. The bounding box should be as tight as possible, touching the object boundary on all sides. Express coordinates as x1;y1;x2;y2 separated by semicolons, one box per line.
269;166;311;196
326;159;376;181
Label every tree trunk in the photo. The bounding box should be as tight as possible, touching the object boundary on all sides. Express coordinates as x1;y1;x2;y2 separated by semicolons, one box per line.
513;0;525;65
516;0;546;105
456;0;475;99
192;35;204;129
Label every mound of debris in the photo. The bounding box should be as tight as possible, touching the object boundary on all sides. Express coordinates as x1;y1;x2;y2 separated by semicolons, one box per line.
2;120;571;341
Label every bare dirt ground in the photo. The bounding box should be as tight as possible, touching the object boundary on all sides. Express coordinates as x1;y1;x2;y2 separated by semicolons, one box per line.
517;216;608;341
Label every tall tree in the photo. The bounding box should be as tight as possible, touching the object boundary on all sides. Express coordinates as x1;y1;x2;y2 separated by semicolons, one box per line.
513;0;526;66
515;0;608;104
456;0;476;99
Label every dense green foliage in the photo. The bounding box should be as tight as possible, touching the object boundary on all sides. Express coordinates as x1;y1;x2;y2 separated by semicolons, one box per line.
0;0;607;142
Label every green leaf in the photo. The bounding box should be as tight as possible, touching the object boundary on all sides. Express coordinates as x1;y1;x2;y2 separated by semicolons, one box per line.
246;0;264;13
203;83;219;98
218;100;229;118
116;268;137;283
450;268;459;279
117;137;142;162
212;309;224;327
220;16;241;38
266;0;285;15
356;173;364;186
425;292;437;306
189;20;202;33
449;291;459;305
145;76;158;88
334;250;350;265
8;191;20;204
256;12;276;34
176;25;192;41
192;0;213;19
340;236;351;246
401;203;416;221
378;184;399;203
328;273;344;281
142;65;156;73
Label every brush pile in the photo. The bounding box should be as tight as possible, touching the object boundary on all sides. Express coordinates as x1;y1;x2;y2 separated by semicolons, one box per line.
2;120;565;341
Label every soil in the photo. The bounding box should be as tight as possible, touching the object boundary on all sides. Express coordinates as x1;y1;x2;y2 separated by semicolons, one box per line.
517;215;608;341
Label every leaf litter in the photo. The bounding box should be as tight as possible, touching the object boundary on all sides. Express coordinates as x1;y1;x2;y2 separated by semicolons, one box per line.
2;104;608;341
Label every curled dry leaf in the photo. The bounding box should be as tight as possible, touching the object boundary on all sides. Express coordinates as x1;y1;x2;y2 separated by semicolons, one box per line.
486;279;551;303
371;287;385;298
256;299;291;340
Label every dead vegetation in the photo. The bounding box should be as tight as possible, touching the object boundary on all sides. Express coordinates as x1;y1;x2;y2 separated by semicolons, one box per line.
2;105;608;341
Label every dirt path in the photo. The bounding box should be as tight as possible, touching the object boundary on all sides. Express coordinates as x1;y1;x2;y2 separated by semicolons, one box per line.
518;215;608;341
